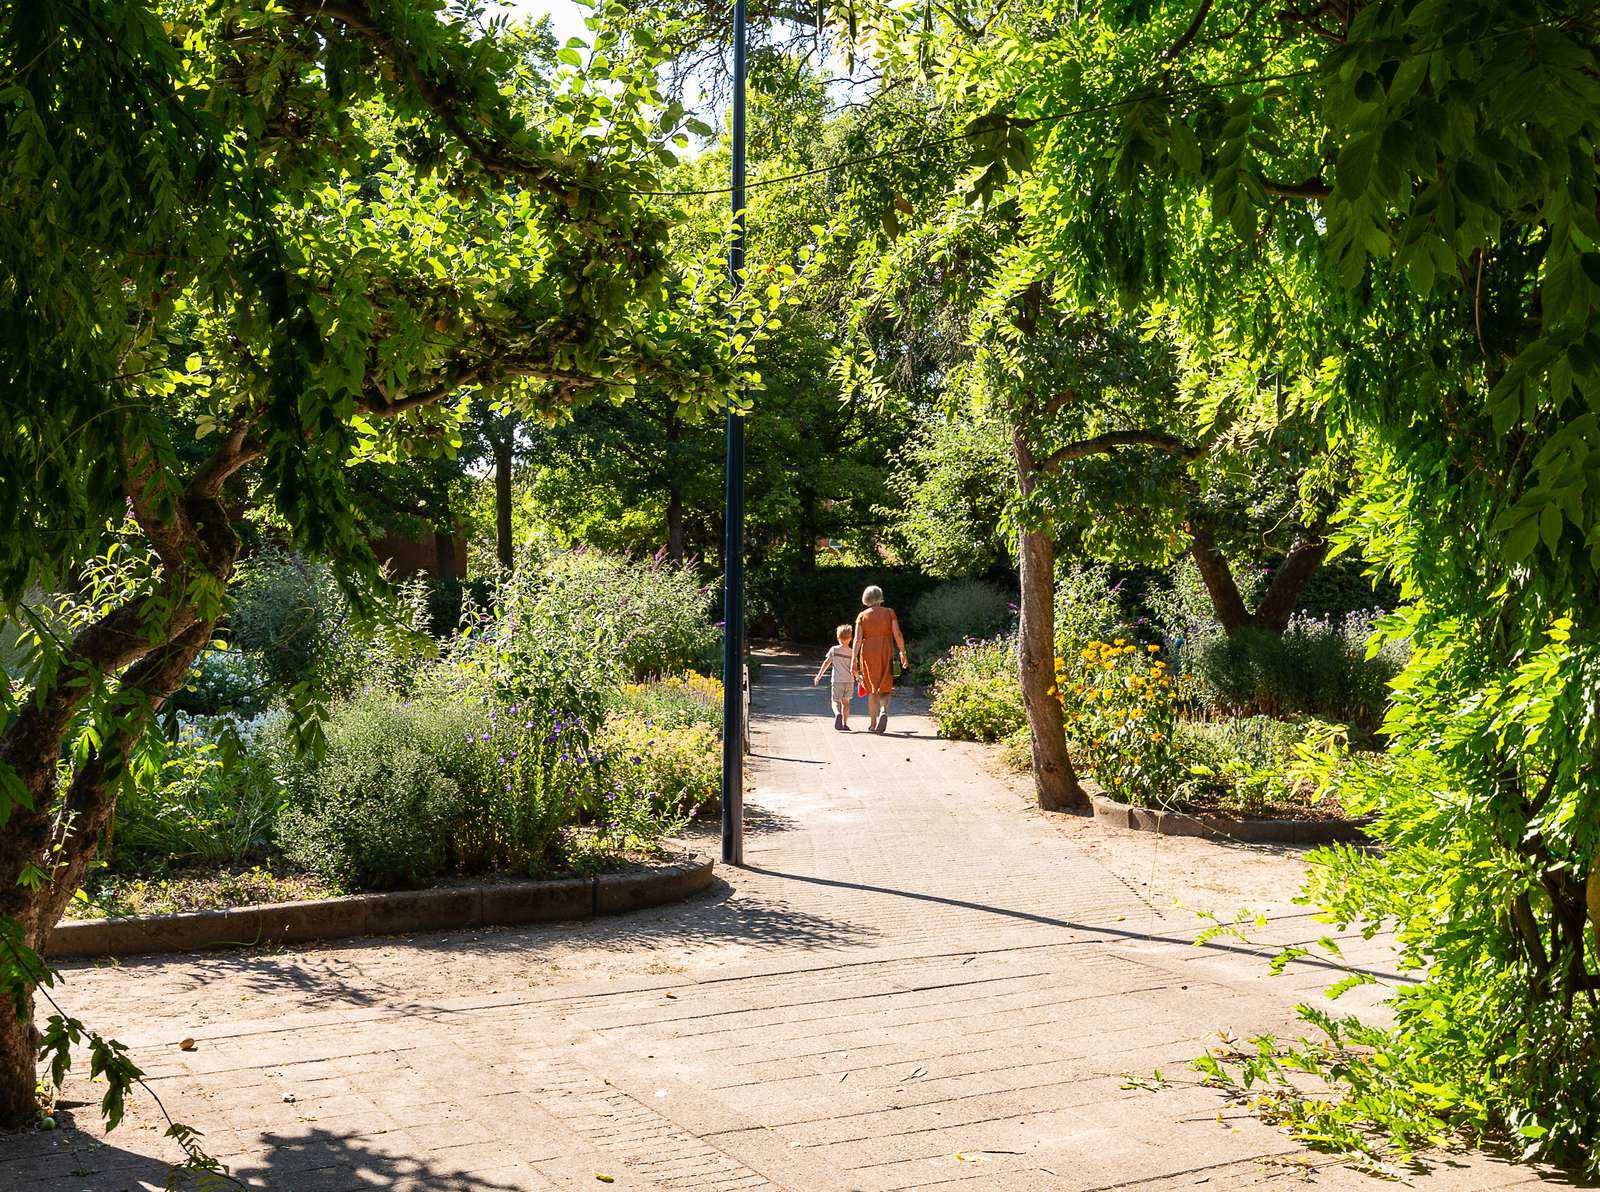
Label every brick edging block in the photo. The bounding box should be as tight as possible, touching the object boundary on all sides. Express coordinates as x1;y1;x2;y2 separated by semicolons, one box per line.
49;853;715;960
1087;794;1370;846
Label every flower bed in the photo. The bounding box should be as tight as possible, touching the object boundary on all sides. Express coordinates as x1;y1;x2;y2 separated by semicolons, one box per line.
76;550;725;919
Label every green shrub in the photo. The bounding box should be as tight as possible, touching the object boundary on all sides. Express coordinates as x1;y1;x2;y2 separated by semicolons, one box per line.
1192;612;1402;732
907;579;1013;680
482;547;717;684
999;726;1033;772
107;724;282;871
596;715;718;822
172;550;432;717
425;576;493;637
1055;563;1127;659
272;697;464;890
932;674;1026;742
1144;556;1229;648
418;693;592;876
1173;716;1337;816
432;553;619;743
929;636;1026;742
1062;638;1182;806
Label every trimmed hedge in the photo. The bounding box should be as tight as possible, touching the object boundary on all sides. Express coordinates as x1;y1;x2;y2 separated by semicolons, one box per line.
747;565;945;643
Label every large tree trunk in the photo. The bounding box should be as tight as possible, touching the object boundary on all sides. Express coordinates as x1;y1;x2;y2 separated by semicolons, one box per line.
1009;423;1090;812
493;434;514;571
664;411;686;562
0;993;34;1127
666;485;685;563
0;620;216;1127
0;437;250;1127
432;489;456;581
1187;517;1252;635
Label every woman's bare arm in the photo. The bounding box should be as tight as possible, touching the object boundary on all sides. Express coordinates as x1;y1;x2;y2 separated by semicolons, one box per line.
891;611;908;662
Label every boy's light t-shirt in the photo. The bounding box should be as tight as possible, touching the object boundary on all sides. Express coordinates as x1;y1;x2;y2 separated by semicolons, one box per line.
824;644;854;692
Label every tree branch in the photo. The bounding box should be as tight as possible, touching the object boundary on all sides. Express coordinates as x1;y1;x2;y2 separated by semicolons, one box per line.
1164;0;1215;60
1263;176;1332;201
1252;521;1330;633
1039;429;1205;472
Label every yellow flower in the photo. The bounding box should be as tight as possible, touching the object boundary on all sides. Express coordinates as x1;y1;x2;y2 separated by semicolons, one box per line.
1147;643;1161;653
1114;637;1126;646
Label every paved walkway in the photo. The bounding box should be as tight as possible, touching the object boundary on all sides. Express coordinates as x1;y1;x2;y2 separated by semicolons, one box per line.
3;653;1566;1190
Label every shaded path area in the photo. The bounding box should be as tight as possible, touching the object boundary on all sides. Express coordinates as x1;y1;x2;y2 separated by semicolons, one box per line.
2;652;1567;1190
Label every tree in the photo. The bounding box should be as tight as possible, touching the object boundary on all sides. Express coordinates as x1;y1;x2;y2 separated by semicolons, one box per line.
0;0;741;1126
520;71;917;571
837;0;1600;1170
887;403;1014;578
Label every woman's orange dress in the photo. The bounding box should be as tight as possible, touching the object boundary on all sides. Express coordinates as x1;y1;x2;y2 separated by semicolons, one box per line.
854;606;900;694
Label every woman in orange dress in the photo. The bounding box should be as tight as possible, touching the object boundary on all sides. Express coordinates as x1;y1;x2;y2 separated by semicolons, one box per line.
852;585;909;735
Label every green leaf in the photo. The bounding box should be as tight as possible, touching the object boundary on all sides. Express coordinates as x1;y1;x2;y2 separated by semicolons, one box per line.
1539;501;1563;555
1503;514;1539;563
1337;133;1378;195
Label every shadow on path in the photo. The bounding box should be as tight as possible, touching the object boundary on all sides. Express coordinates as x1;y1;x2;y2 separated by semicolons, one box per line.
743;864;1412;985
111;875;874;1014
43;1111;528;1191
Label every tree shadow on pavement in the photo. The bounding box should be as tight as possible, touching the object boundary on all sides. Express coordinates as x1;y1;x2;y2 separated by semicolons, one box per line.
81;877;874;1015
26;1112;530;1191
743;864;1410;985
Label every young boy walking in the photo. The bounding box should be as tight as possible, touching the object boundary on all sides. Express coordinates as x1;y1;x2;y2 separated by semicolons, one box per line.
813;624;857;731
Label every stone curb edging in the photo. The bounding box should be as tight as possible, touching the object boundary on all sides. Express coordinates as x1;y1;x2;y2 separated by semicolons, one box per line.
1088;793;1370;846
49;852;714;959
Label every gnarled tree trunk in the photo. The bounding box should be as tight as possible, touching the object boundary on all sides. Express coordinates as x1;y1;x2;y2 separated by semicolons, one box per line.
1188;515;1329;636
0;435;252;1127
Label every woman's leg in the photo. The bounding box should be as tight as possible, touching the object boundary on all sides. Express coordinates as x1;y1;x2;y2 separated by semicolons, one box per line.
867;691;881;727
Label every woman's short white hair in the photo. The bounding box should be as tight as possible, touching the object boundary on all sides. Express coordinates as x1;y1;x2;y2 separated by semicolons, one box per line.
861;585;885;607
